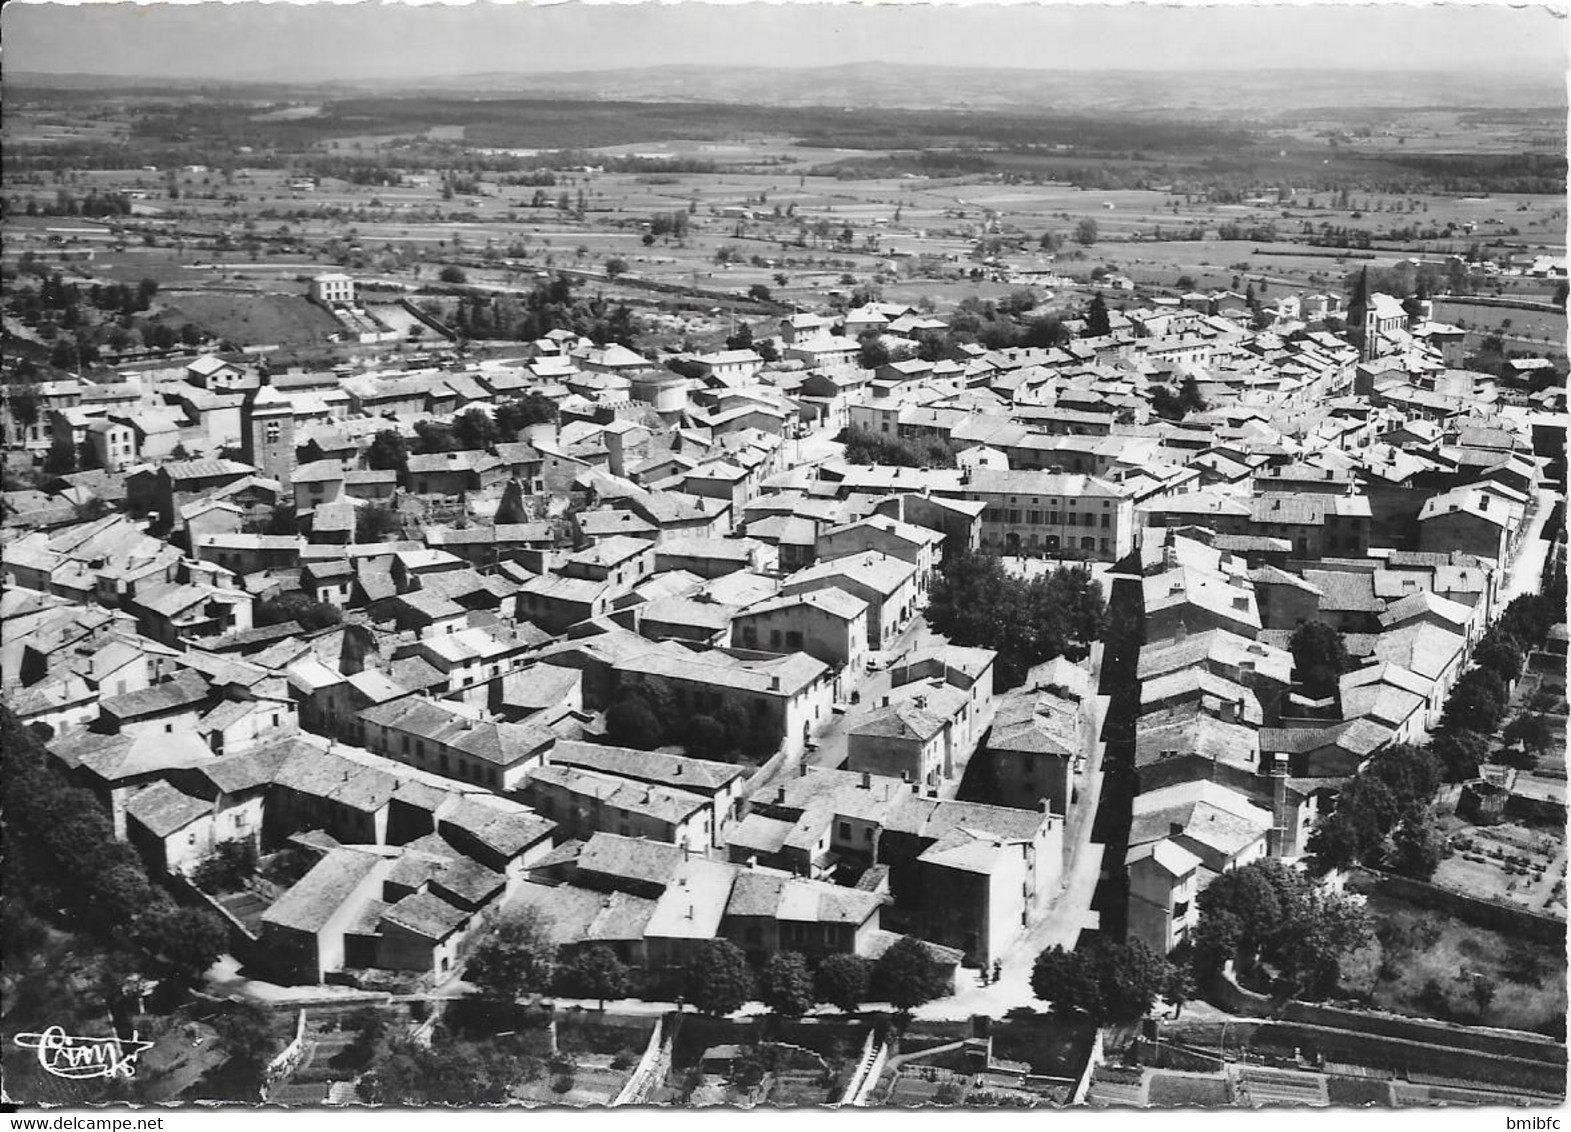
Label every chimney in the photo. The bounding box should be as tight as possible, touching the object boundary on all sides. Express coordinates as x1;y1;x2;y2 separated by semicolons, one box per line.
915;695;927;710
746;855;758;870
776;785;787;803
770;675;781;691
674;764;683;776
860;771;871;790
911;781;921;795
686;904;695;920
1220;699;1236;723
1232;595;1249;611
882;695;891;708
681;843;691;861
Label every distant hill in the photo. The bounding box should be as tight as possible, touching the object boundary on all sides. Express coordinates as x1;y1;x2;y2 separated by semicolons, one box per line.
8;64;1565;118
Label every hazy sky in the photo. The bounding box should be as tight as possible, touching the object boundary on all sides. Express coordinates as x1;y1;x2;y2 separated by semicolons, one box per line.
6;1;1568;81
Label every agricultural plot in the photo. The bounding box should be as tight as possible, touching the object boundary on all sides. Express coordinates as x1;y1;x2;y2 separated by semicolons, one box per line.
1436;819;1567;917
1337;888;1567;1036
158;290;343;348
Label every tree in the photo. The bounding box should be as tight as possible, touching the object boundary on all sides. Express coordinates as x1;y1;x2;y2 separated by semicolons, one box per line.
1191;859;1369;996
1176;376;1207;414
211;1002;278;1086
355;503;401;544
605;696;662;749
43;432;76;475
1290;620;1352;699
8;385;40;429
686;714;727;755
467;907;559;1000
858;336;891;370
452;408;498;451
1440;669;1509;736
760;952;815;1019
256;592;341;632
366;429;408;475
494;392;559;434
1364;743;1442;807
1074;218;1099;247
872;937;948;1012
1429;729;1489;783
747;284;772;303
555;945;629;1009
1084;293;1111;337
1030;938;1170;1023
438;266;467;285
815;954;871;1014
362;1035;516;1105
1030;944;1105;1017
191;839;259;894
1388;816;1446;881
1473;633;1525;685
1309;773;1401;871
926;551;1105;690
134;903;228;986
604;257;629;279
1505;711;1555;755
686;940;751;1016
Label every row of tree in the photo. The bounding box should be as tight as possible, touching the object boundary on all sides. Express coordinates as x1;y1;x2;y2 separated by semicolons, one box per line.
362;393;559;475
467;908;953;1016
1;706;230;1011
1190;858;1372;998
1300;589;1565;880
840;425;960;470
926;552;1106;690
605;674;776;760
1307;743;1447;879
1430;590;1563;782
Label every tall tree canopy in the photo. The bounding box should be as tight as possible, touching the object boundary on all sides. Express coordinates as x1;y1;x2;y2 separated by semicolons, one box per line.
926;551;1105;690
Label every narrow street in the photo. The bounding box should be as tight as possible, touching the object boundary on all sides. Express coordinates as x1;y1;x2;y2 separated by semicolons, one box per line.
914;643;1111;1020
1499;485;1562;610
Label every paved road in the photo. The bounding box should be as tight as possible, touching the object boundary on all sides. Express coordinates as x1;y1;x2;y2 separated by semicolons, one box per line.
1499;486;1562;610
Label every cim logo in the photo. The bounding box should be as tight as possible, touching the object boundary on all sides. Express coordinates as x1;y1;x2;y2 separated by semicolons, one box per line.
13;1026;154;1080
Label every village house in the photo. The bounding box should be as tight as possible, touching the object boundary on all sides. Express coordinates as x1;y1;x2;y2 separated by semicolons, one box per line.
779;550;919;652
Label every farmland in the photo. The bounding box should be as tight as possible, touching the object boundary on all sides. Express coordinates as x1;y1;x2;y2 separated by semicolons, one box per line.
1;68;1564;374
1338;887;1567;1038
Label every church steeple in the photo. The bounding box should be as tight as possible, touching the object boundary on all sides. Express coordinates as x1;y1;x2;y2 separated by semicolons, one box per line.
241;377;296;489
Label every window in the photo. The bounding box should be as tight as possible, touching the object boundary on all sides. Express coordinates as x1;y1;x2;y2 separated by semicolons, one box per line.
265;421;281;443
1173;900;1190;919
1027;510;1041;525
838;821;851;840
1007;509;1021;524
1101;513;1110;529
1048;510;1059;525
